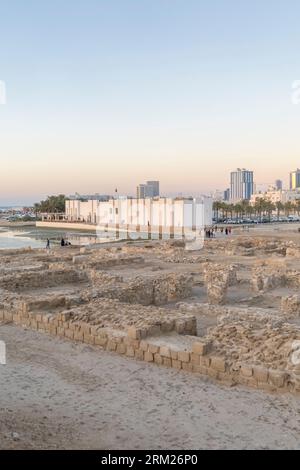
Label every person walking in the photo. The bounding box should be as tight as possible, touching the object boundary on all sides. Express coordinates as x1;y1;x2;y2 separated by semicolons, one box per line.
46;238;50;249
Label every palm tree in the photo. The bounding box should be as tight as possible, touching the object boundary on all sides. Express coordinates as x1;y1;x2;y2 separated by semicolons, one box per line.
275;201;284;220
213;201;223;222
284;201;293;216
254;198;265;222
240;199;251;219
265;201;275;221
221;202;230;220
227;204;235;219
233;203;242;221
295;199;300;216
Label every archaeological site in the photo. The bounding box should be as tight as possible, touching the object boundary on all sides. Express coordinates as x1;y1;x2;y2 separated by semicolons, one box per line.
2;226;300;396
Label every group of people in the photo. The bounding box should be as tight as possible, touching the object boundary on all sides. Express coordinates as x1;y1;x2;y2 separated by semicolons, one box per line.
46;237;72;249
60;237;71;247
205;226;232;239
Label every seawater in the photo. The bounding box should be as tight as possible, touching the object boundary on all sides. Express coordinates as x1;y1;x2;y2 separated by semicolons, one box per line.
0;226;111;250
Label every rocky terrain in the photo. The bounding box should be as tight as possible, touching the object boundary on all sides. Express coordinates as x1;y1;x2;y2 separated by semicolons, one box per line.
2;227;300;394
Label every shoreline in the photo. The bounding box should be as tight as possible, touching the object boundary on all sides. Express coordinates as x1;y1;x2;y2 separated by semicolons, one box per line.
0;221;36;227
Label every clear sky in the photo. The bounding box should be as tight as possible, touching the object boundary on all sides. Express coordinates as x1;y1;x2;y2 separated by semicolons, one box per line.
0;0;300;205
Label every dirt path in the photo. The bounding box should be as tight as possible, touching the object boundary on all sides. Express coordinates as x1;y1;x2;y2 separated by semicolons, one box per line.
0;324;300;450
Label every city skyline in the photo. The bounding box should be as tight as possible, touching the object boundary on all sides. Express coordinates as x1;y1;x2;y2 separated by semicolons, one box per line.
0;167;299;207
1;0;300;205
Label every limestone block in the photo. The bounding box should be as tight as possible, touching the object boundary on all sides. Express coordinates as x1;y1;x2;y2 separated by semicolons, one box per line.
126;346;135;357
154;353;163;365
160;346;171;358
178;351;190;363
84;333;95;345
192;340;212;356
65;329;74;339
182;362;193;372
144;351;154;362
134;349;144;360
253;366;269;383
268;369;287;388
127;326;140;340
140;340;149;352
210;356;226;372
149;344;159;354
116;343;126;355
74;330;84;342
163;357;172;367
172;359;182;369
240;364;253;377
191;353;200;365
170;350;178;360
200;356;211;367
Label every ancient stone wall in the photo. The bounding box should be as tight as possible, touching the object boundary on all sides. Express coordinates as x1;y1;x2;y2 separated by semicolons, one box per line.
94;273;193;306
251;267;286;293
0;269;87;291
1;305;300;393
281;295;300;316
203;264;237;305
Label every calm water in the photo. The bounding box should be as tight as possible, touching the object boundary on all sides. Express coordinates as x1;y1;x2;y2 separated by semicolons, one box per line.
0;225;158;250
0;226;111;250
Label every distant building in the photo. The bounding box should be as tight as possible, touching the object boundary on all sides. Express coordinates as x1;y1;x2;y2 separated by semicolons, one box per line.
230;168;254;202
136;184;148;199
275;179;283;190
224;188;230;201
147;181;160;197
68;193;111;201
250;188;300;206
290;169;300;190
65;196;212;229
212;190;224;202
136;180;160;198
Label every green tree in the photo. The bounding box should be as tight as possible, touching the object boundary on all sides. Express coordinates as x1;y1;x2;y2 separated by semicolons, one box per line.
213;201;223;222
34;194;66;213
254;198;265;222
284;201;293;216
265;200;275;221
275;201;284;220
295;199;300;216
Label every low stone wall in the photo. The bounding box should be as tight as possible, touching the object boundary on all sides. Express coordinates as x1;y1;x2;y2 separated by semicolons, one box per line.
93;273;193;306
88;269;124;286
1;305;300;394
252;267;286;293
72;253;145;269
0;269;87;291
203;264;237;305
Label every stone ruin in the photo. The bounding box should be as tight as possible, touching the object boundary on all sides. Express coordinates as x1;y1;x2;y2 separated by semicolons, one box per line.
251;266;286;293
1;231;300;395
204;263;238;305
87;271;193;306
281;295;300;317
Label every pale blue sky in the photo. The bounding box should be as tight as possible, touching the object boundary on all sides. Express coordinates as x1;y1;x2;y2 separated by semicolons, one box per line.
0;0;300;204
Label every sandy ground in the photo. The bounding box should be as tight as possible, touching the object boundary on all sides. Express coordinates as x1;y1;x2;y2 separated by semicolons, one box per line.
0;324;300;450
